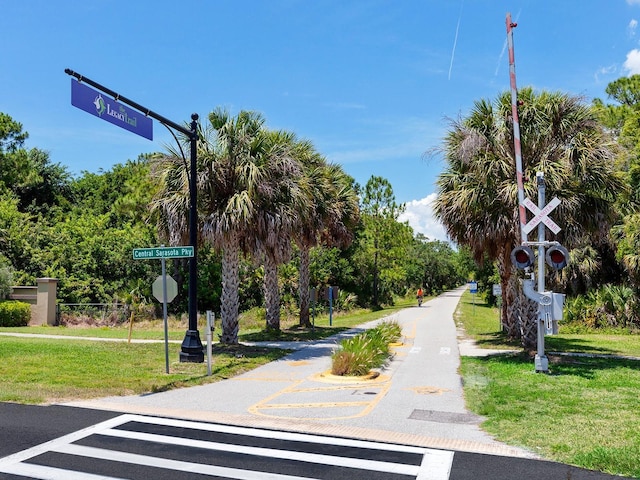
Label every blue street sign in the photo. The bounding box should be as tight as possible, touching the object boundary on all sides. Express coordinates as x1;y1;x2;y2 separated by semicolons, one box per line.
469;281;478;294
70;79;153;140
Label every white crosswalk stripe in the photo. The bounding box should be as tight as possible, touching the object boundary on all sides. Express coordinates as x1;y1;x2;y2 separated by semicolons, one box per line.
0;414;453;479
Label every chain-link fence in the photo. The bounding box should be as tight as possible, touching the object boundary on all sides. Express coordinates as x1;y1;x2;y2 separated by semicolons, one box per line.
56;303;130;326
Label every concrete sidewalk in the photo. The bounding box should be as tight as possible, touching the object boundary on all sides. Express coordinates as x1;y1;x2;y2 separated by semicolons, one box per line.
65;287;535;459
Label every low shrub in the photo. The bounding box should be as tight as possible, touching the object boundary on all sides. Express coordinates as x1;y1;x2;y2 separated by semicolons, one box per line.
0;301;31;327
331;320;401;376
564;285;640;331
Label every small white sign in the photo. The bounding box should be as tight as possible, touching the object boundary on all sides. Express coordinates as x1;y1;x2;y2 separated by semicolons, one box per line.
492;284;502;296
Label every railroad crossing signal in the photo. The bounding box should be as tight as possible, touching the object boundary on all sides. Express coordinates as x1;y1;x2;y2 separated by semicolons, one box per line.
511;244;569;271
522;197;561;234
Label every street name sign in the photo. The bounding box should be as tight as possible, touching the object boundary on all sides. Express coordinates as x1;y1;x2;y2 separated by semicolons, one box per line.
70;79;153;140
133;246;194;260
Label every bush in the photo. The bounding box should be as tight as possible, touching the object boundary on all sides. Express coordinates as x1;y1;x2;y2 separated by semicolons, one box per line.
331;320;401;376
0;301;31;327
0;261;12;301
564;285;640;331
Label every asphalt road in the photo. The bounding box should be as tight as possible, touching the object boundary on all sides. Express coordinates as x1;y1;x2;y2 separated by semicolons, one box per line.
0;403;623;480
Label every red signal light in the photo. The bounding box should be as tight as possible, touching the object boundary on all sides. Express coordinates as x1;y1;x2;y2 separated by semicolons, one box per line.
510;246;535;269
546;245;569;270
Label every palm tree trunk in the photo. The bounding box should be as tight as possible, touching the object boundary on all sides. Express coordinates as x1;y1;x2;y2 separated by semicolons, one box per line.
498;244;520;338
505;274;521;339
220;234;240;344
298;244;312;327
263;255;280;330
520;295;539;350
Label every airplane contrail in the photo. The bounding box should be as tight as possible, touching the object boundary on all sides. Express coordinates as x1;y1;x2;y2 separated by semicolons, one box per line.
448;0;464;80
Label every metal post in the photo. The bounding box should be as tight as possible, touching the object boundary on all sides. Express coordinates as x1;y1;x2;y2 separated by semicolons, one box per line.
329;287;333;326
535;172;549;373
179;114;204;362
506;14;527;244
206;311;213;376
161;255;170;374
471;293;476;318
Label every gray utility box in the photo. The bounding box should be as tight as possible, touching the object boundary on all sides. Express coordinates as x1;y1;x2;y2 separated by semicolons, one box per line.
549;292;565;335
552;293;565;321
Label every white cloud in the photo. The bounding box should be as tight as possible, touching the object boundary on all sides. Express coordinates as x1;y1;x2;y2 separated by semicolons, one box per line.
629;19;638;36
594;64;618;83
628;0;640;5
398;193;450;243
623;49;640;74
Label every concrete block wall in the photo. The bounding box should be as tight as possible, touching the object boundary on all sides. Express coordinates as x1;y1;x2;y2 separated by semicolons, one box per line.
8;278;58;326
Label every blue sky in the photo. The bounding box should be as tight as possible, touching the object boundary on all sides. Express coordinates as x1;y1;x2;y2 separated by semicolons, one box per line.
2;1;639;241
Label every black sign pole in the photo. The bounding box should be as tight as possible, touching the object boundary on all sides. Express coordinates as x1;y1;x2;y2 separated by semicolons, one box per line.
180;113;204;362
65;69;204;363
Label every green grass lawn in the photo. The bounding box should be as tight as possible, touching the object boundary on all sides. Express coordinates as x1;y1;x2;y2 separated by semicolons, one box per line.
0;338;288;404
456;291;640;478
0;299;411;404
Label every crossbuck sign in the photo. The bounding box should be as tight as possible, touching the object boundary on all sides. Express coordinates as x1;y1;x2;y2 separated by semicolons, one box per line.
522;197;561;235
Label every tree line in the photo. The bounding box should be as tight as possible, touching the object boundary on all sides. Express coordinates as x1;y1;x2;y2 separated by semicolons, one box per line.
0;110;470;342
434;76;640;348
5;73;640;348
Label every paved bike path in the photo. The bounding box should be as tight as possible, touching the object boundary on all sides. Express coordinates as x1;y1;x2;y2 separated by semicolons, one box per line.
65;287;533;458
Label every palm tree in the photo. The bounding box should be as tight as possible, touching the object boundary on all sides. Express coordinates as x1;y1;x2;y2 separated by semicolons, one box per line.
294;143;328;327
294;149;359;326
153;108;270;344
434;88;625;348
200;108;273;343
244;129;305;331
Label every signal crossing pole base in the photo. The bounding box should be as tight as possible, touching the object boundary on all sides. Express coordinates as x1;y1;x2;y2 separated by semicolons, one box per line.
535;311;550;373
535;355;549;373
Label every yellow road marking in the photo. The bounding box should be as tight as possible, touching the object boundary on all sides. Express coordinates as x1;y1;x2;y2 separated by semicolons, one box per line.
312;371;388;384
286;360;311;367
285;384;384;393
407;386;449;395
254;401;372;410
248;375;392;420
404;319;418;340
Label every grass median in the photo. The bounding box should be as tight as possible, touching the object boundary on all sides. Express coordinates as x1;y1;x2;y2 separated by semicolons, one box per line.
456;291;640;478
0;300;411;404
